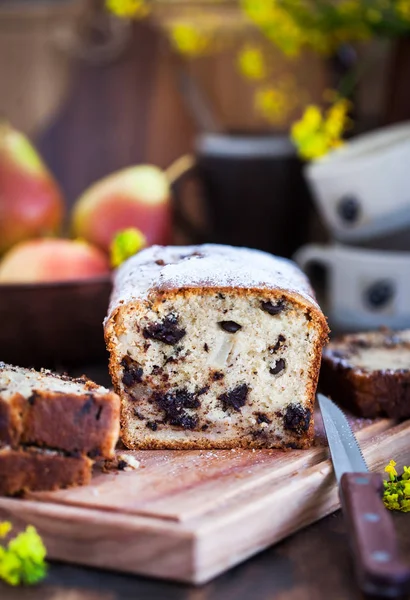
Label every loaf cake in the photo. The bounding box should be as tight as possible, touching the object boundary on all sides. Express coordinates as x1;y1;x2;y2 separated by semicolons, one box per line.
0;362;120;495
320;329;410;418
0;447;93;496
105;244;329;449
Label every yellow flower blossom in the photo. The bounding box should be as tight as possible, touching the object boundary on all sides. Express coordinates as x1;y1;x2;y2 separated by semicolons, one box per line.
291;99;351;161
0;525;47;586
254;80;299;126
241;0;307;57
385;459;398;479
383;461;410;512
105;0;150;19
168;24;214;57
396;0;410;20
237;45;267;80
324;99;352;137
0;523;12;539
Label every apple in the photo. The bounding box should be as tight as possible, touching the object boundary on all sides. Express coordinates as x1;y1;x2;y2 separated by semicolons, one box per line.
0;122;65;254
71;165;171;253
0;239;110;284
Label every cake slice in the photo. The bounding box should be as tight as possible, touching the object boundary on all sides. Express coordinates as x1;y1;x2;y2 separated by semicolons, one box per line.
0;363;120;496
0;447;93;496
0;362;120;458
320;328;410;418
105;244;329;449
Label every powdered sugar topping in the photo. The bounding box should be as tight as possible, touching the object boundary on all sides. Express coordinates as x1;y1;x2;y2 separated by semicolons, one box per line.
107;244;319;318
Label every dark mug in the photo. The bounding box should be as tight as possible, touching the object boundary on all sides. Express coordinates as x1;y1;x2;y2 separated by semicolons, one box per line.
169;133;313;258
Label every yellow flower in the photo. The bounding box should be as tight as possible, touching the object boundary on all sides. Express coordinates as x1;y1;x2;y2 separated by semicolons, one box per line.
291;99;350;161
396;0;410;20
297;105;323;132
110;228;146;268
168;24;214;57
241;0;307;57
0;523;12;539
237;45;267;80
0;525;47;586
384;492;401;511
105;0;150;19
0;547;21;586
254;81;298;126
324;100;352;137
385;459;398;479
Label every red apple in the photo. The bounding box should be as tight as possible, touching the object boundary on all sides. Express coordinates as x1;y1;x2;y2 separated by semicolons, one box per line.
0;239;110;284
0;123;65;254
71;165;171;253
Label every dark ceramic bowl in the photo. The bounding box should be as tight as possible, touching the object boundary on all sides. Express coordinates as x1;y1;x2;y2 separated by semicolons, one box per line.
0;276;113;369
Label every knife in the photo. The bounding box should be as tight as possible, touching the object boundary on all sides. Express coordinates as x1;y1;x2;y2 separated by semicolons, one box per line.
317;393;410;597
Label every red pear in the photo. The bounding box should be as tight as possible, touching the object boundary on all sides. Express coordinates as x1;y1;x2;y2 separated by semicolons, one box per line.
71;165;172;252
0;239;110;284
0;123;65;254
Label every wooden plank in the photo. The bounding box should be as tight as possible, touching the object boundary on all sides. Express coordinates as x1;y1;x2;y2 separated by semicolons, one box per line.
193;420;410;583
0;499;196;582
0;417;407;584
28;414;391;522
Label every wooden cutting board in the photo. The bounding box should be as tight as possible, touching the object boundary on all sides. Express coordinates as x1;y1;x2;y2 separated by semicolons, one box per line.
1;412;409;585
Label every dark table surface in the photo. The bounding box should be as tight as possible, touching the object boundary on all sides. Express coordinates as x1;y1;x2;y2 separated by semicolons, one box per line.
1;510;409;600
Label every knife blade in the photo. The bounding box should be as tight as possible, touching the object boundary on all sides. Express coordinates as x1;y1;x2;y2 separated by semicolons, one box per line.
317;393;410;597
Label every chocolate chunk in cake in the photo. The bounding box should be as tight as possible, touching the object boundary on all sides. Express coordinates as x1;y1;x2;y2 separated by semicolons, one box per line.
270;359;286;376
261;300;285;316
153;389;200;429
218;321;242;333
121;357;143;387
284;404;311;435
219;384;249;413
143;314;186;345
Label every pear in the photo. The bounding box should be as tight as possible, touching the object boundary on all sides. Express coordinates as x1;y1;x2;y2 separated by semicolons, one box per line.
71;165;172;253
0;123;65;253
0;239;110;284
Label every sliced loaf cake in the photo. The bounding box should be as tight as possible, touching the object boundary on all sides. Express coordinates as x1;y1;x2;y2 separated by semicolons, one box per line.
320;328;410;418
0;447;93;496
105;244;329;449
0;363;120;495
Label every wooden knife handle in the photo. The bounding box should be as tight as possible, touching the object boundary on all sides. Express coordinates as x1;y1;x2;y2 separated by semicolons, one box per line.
340;472;410;597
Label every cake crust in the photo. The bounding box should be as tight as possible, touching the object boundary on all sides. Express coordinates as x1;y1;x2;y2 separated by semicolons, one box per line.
105;245;329;450
320;329;410;418
0;363;120;458
0;447;92;496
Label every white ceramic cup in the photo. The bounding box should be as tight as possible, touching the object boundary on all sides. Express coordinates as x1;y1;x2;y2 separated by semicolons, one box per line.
294;244;410;331
305;122;410;243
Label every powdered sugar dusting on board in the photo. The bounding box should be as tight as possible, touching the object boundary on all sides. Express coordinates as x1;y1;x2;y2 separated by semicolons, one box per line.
106;244;319;319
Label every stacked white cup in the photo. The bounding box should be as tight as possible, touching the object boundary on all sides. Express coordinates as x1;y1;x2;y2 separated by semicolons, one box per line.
294;122;410;331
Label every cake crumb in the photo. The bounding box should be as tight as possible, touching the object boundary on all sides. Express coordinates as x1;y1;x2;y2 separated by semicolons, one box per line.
118;453;140;471
103;453;140;472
